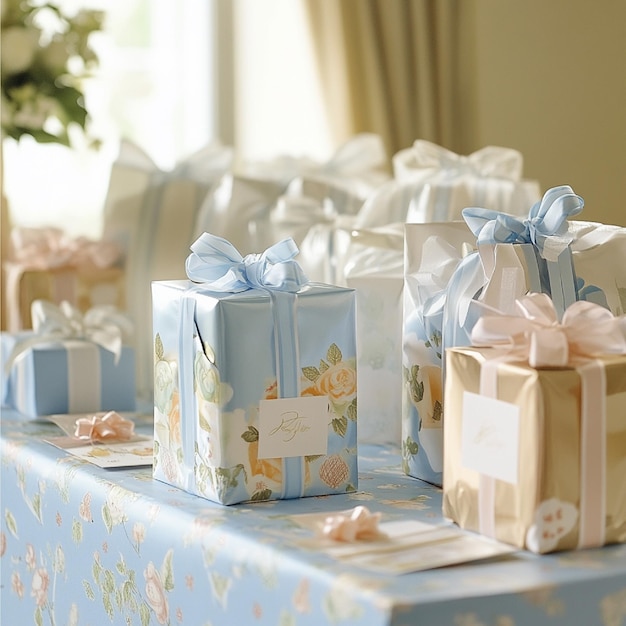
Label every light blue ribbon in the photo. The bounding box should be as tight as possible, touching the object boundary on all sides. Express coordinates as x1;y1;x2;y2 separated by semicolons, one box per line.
184;233;309;499
441;252;487;371
462;184;584;252
461;185;584;318
179;291;200;491
186;233;308;293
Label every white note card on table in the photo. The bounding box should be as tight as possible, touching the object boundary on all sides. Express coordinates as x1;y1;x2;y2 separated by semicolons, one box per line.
461;391;520;484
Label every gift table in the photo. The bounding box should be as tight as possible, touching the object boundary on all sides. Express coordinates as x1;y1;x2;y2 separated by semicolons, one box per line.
2;413;626;626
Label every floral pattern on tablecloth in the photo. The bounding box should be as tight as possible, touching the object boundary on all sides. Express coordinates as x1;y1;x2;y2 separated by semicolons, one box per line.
2;416;626;626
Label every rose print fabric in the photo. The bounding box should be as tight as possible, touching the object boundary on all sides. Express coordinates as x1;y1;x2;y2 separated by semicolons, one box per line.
3;416;626;626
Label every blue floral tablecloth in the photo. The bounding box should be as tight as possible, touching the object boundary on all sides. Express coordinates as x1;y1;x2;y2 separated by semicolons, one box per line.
2;413;626;626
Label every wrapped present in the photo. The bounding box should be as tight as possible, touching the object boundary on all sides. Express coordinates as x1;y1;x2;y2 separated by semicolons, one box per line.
356;141;540;229
102;140;233;399
1;300;135;418
193;173;287;255
285;133;391;216
401;222;476;485
151;233;358;505
342;223;404;444
296;211;357;285
390;140;541;222
443;293;626;553
4;227;124;332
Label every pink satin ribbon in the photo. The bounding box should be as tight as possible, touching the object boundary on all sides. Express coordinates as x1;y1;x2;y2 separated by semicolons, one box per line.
471;293;626;548
74;411;135;442
11;226;121;270
321;506;386;542
6;227;123;332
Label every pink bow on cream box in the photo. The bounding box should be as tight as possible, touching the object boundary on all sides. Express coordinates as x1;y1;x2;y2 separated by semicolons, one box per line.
3;226;125;332
443;293;626;553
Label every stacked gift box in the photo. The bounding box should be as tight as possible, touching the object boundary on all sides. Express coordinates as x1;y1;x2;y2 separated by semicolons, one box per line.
3;135;626;557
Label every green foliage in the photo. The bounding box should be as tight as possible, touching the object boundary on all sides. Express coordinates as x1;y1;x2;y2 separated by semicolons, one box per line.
326;343;342;365
302;366;320;382
241;425;259;443
1;0;104;145
332;416;348;437
155;334;164;361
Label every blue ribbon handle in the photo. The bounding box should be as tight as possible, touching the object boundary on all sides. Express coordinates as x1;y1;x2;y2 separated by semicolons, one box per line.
462;185;584;319
441;252;487;380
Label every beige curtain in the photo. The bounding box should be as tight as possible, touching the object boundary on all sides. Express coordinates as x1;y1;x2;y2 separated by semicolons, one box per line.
305;0;464;157
1;145;11;330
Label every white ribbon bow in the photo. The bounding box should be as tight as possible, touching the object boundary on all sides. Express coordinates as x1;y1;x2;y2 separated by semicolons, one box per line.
394;140;523;181
471;293;626;367
6;300;133;372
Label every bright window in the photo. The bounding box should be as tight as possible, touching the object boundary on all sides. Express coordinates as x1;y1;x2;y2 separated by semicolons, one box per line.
4;0;214;239
3;0;331;239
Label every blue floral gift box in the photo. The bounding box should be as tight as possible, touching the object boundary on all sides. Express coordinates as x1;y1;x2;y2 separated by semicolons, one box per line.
151;233;358;505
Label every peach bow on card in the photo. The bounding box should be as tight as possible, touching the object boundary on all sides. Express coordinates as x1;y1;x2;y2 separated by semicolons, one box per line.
471;292;626;367
321;506;387;542
74;411;135;442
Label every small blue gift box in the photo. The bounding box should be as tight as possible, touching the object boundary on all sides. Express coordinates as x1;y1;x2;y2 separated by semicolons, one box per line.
1;301;136;418
151;233;358;505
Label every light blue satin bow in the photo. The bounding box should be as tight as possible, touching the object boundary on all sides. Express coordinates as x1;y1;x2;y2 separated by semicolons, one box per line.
186;233;309;292
462;185;584;260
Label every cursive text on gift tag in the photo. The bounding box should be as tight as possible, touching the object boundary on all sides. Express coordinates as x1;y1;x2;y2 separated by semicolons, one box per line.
461;391;520;484
258;396;330;459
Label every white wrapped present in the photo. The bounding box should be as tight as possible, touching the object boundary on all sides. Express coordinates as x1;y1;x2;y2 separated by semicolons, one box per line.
356;140;540;228
102;140;233;399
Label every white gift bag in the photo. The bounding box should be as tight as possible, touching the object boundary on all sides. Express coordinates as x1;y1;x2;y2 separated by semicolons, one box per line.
570;220;626;315
402;222;476;485
343;223;405;444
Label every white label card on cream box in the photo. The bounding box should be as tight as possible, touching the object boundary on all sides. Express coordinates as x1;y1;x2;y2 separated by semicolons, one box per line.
461;391;520;484
258;396;330;459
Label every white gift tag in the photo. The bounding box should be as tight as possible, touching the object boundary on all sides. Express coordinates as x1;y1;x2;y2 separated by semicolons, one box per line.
461;391;520;484
258;396;330;459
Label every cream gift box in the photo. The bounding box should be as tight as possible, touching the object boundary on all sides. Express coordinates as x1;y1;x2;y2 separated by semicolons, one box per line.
442;294;626;553
1;301;135;418
4;226;124;332
151;233;358;505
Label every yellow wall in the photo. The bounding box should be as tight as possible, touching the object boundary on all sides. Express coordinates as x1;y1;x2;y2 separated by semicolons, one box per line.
461;0;626;226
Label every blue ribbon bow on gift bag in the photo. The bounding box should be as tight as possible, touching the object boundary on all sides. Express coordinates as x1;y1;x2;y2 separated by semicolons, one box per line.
442;185;594;360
